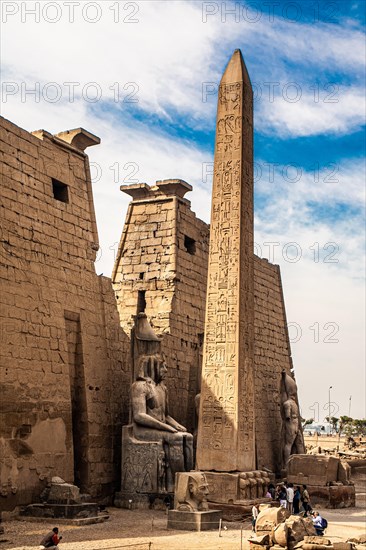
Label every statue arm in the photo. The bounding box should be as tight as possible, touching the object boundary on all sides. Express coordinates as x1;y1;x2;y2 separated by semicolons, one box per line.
132;383;177;432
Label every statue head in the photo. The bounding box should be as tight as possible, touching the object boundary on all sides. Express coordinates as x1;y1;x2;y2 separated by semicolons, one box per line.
137;354;167;383
175;472;209;511
188;473;209;506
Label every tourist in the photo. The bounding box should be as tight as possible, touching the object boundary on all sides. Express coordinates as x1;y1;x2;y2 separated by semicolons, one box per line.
301;485;311;517
268;483;275;499
312;511;327;535
286;482;294;514
39;527;62;549
293;486;301;514
278;485;287;508
251;504;259;532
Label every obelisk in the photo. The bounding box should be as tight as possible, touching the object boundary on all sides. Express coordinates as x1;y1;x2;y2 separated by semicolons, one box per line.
196;50;255;472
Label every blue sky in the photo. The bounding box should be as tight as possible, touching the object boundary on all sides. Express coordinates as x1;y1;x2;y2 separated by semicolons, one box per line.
1;0;365;419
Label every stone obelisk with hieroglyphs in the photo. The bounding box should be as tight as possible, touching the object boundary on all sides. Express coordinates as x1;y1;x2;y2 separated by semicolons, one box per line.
196;49;255;472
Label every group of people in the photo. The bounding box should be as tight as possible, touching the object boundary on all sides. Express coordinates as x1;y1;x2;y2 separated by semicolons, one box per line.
274;482;310;515
252;483;328;535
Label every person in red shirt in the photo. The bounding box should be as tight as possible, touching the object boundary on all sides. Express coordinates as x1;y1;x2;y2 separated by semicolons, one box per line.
39;527;62;549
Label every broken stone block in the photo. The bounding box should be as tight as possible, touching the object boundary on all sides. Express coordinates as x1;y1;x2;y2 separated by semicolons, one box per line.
333;544;355;550
304;537;332;545
286;516;316;549
347;536;366;544
51;476;66;484
248;534;271;545
48;482;81;504
272;522;288;546
256;506;287;534
338;461;351;485
287;455;339;486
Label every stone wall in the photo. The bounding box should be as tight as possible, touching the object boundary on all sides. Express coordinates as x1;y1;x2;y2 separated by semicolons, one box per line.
113;184;297;472
253;257;295;472
0;113;301;511
0;117;130;510
112;181;209;431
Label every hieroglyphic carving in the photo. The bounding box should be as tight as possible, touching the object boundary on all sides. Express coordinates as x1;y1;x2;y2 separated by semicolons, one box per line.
197;50;255;471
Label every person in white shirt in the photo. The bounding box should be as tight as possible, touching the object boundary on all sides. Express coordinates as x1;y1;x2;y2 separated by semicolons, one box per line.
286;483;294;514
251;504;259;532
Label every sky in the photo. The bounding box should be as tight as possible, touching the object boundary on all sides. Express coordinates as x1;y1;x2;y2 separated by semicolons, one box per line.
1;0;365;420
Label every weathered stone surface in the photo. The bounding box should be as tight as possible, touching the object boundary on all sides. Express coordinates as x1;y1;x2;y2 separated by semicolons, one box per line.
304;537;332;545
196;48;256;472
1;47;306;512
248;534;271;544
281;370;304;467
287;454;356;508
204;472;239;503
347;533;366;544
338;461;352;485
131;353;193;491
328;485;355;507
48;482;81;504
112;179;210;437
51;477;66;484
120;321;193;505
333;544;356;550
286;516;316;546
112;145;301;477
256;506;287;534
0;116;130;509
287;455;340;485
174;472;209;512
167;509;221;531
167;470;220;531
203;470;270;504
20;502;98;519
273;522;289;546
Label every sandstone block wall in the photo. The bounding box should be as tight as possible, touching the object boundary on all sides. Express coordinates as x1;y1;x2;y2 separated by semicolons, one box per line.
112;181;209;431
253;257;294;472
113;185;298;472
0;117;130;510
0;113;302;511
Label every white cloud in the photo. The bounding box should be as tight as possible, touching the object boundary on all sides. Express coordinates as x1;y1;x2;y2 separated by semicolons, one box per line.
253;159;365;419
1;1;365;138
256;87;366;137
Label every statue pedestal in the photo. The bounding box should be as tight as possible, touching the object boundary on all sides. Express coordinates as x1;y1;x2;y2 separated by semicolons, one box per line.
167;510;221;531
116;425;170;509
204;471;272;504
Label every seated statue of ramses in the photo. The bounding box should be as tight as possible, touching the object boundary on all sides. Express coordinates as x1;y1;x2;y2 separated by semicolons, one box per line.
131;354;193;492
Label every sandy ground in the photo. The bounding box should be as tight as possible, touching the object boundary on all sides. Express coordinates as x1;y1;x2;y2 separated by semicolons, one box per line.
2;448;365;550
1;497;365;550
